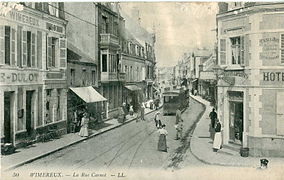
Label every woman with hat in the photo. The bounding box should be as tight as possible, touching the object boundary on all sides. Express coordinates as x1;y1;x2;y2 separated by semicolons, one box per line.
157;124;168;152
79;112;89;137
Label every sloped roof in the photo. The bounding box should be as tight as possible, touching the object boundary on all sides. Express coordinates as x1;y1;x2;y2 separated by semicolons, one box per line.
67;42;95;64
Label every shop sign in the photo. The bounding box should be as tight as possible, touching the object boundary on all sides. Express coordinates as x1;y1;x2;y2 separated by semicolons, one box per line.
263;72;284;82
259;37;279;60
0;72;39;84
218;70;248;85
46;22;63;33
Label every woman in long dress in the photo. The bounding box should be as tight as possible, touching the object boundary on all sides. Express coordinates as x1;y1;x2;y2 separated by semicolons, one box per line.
158;124;168;152
213;118;222;152
79;113;89;137
154;112;162;129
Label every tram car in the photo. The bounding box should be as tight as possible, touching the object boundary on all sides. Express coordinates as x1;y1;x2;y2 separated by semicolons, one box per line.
162;88;189;115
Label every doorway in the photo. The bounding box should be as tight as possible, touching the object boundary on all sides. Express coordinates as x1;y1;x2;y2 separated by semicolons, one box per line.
26;91;35;135
229;101;244;144
4;92;14;143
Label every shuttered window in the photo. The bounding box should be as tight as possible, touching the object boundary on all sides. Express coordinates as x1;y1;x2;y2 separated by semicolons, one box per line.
17;26;22;67
281;34;284;64
37;31;42;69
11;28;16;66
22;30;27;66
4;26;10;65
31;32;36;67
277;92;284;135
59;38;66;68
47;36;52;67
240;36;245;65
220;39;226;65
0;26;4;65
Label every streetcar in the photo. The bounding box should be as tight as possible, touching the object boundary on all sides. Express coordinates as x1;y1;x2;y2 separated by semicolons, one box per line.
162;88;189;115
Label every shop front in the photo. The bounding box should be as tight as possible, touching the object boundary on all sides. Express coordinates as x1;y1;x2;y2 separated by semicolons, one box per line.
124;84;143;113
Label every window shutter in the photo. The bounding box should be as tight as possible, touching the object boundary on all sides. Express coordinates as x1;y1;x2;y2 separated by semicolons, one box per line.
240;36;245;65
17;26;22;67
220;39;226;65
59;38;66;68
22;30;27;66
281;34;284;64
37;31;42;69
277;92;284;135
11;28;16;66
31;32;36;67
47;36;52;68
0;25;4;65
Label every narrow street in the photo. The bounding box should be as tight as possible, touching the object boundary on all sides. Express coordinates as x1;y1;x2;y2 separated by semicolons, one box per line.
15;97;205;172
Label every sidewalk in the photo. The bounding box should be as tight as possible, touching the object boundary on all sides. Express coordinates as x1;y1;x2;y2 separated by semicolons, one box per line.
189;95;284;168
1;107;157;171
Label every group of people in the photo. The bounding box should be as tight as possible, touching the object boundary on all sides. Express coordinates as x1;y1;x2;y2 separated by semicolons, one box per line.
73;109;90;137
209;108;222;152
155;107;184;153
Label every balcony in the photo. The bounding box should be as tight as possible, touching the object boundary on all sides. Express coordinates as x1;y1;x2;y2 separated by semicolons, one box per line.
100;72;126;82
100;34;119;48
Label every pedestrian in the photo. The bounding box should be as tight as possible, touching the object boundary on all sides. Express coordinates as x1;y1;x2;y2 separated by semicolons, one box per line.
79;112;89;137
158;124;168;152
75;109;83;133
140;102;145;121
176;108;182;124
129;105;134;116
154;112;162;129
213;118;222;152
175;117;183;140
126;102;130;113
209;108;217;128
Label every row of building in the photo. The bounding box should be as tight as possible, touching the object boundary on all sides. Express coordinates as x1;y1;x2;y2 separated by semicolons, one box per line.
173;2;284;157
0;2;156;147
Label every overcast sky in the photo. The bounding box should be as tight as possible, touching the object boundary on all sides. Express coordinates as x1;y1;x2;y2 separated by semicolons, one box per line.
119;2;218;67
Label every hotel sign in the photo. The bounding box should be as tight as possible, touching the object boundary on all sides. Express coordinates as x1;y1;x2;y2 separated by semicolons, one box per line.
260;70;284;86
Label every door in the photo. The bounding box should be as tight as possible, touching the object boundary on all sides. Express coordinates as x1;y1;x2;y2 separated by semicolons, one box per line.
26;91;34;135
229;101;244;144
4;92;12;143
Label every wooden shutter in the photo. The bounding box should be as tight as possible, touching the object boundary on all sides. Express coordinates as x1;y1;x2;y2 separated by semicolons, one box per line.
281;34;284;64
22;30;27;66
59;38;66;68
10;28;16;66
47;36;52;68
220;39;226;65
0;25;4;65
37;31;42;69
277;92;284;135
31;32;36;67
240;36;245;65
17;26;22;67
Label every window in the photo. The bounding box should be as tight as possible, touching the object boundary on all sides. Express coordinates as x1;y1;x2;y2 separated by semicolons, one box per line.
47;37;58;68
48;2;58;17
102;54;107;72
57;89;62;121
220;39;226;65
70;69;75;85
101;16;108;34
82;69;86;86
230;36;244;65
281;34;284;64
4;26;10;65
92;71;96;84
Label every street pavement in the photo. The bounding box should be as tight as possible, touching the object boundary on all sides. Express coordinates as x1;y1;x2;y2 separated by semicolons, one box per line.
11;97;205;172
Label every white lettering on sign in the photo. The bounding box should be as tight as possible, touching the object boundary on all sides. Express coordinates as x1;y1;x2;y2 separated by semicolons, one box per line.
0;72;39;83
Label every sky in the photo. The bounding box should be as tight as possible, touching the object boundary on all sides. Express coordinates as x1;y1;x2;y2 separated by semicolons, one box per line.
119;2;218;67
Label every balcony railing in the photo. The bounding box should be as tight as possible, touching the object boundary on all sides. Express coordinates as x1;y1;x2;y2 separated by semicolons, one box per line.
100;72;126;82
100;34;119;47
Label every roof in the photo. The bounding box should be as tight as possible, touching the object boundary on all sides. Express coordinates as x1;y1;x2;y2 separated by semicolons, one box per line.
70;86;107;103
67;42;95;64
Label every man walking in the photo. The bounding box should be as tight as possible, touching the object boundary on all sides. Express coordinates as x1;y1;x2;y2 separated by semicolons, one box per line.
140;102;145;121
209;108;217;128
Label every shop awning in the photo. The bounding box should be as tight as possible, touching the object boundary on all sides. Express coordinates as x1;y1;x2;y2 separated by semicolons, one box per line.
70;86;107;103
125;85;141;91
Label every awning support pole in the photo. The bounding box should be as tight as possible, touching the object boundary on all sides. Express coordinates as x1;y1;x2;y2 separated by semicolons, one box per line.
106;102;109;119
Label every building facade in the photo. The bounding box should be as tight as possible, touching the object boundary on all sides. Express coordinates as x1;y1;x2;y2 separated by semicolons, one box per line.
217;2;284;156
0;2;67;146
96;3;126;118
